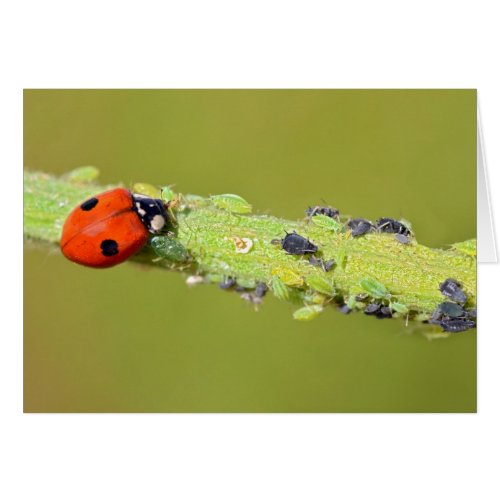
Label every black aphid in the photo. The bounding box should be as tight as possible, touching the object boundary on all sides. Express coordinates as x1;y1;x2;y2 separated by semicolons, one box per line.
364;303;381;315
323;259;335;272
376;306;393;319
439;278;467;304
219;277;236;290
376;218;411;236
306;206;339;219
395;234;410;245
466;308;476;319
428;300;475;332
364;303;392;319
281;231;318;255
438;302;466;318
235;285;247;292
255;282;268;298
308;255;335;272
347;218;373;237
338;304;351;314
308;255;322;267
440;318;476;333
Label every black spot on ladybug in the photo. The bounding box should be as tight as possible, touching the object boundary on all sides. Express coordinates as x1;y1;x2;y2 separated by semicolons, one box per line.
440;318;476;333
376;218;411;236
100;239;119;257
281;231;318;255
80;197;99;211
306;206;339;219
439;278;467;304
347;218;373;237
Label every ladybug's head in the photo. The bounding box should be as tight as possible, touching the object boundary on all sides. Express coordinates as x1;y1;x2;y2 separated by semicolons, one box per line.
132;194;168;233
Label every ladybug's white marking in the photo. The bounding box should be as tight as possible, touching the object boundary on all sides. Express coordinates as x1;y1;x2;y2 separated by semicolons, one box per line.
150;214;165;231
135;202;146;216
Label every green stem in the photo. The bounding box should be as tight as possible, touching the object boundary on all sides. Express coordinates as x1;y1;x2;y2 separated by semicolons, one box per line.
24;169;476;323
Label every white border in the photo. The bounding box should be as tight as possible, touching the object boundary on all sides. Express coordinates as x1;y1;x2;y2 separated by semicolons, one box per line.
4;1;500;499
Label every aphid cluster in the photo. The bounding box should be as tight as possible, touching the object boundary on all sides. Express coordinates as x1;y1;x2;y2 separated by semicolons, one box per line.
61;189;475;336
335;214;413;241
218;277;269;306
363;302;393;319
428;278;476;332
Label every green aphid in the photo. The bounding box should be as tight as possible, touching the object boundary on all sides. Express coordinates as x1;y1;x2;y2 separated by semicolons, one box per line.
390;302;409;314
334;249;347;269
293;305;323;321
311;214;344;233
306;275;335;296
161;185;176;203
210;193;252;214
132;182;160;198
206;273;224;284
359;277;389;299
183;194;206;204
65;166;100;183
414;312;431;322
346;295;357;310
272;267;304;287
271;276;290;301
150;235;189;262
451;239;476;258
304;293;327;306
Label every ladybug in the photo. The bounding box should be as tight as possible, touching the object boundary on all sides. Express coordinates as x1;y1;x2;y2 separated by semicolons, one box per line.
60;188;168;268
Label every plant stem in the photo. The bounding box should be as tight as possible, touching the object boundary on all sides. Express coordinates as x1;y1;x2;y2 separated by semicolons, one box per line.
24;170;476;321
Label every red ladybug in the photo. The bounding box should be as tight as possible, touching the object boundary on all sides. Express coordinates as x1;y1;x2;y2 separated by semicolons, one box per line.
60;188;168;268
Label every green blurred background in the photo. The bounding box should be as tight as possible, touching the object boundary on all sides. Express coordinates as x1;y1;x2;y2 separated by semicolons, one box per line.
24;90;476;412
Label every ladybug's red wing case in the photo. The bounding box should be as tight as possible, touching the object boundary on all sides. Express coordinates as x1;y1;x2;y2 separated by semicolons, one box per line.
60;188;133;245
61;212;149;268
60;188;150;268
